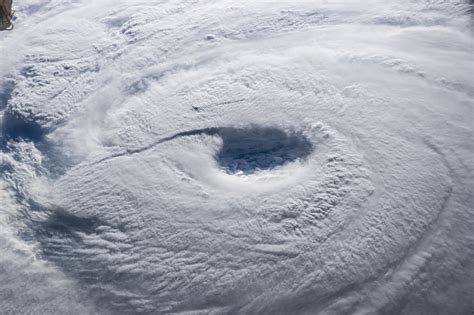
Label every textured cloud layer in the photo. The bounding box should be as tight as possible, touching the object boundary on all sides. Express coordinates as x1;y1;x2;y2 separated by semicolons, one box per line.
0;0;473;314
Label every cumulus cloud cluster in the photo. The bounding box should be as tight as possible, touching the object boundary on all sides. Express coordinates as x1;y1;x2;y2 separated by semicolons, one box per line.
0;0;473;314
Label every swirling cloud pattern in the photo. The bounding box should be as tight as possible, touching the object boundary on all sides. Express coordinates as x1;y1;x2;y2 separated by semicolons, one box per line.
0;0;473;314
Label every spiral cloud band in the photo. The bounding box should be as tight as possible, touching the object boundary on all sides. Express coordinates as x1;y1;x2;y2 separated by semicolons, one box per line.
0;0;473;314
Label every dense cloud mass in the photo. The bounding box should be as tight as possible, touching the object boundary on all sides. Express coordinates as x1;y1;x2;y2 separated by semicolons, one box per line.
0;0;473;314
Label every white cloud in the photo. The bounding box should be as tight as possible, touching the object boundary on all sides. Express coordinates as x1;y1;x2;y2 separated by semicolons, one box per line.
0;0;472;313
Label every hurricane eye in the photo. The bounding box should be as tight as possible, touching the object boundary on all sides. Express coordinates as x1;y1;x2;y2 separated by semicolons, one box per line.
214;127;313;174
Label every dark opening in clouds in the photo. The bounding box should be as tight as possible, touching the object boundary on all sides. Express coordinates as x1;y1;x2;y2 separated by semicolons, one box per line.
215;126;313;174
